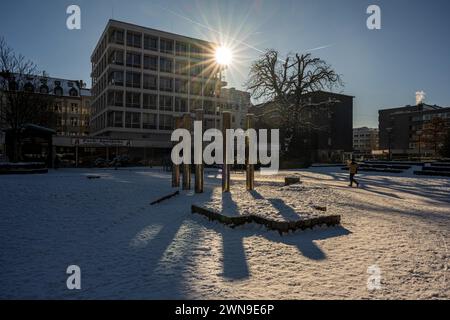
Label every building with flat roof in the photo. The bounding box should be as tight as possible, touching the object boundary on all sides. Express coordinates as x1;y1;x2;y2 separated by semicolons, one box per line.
90;19;227;152
353;127;379;155
220;87;251;129
378;103;450;157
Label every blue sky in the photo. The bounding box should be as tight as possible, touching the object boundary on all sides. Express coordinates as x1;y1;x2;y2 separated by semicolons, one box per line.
1;0;450;127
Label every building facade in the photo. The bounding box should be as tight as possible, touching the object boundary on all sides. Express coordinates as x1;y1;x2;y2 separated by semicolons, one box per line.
250;91;354;162
221;87;251;129
353;127;379;155
90;20;227;152
379;103;450;157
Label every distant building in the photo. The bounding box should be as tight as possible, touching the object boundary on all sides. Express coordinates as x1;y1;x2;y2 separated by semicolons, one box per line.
353;127;379;155
250;91;353;162
220;87;251;128
379;103;450;157
89;19;227;155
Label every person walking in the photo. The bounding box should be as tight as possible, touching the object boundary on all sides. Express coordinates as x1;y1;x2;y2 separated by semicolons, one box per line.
348;159;360;187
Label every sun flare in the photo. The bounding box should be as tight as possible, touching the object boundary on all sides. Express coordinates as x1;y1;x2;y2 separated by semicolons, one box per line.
215;46;233;66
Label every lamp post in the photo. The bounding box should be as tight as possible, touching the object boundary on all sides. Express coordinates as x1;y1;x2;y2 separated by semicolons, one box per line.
386;127;393;161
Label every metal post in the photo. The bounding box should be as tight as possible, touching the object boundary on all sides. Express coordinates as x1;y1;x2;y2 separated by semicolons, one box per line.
172;117;182;188
222;111;231;192
195;109;204;193
182;114;192;190
245;114;255;190
75;145;79;168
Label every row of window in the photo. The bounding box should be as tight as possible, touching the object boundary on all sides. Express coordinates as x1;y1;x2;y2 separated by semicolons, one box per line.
109;49;207;76
108;70;215;96
8;81;79;97
109;28;208;57
106;111;173;130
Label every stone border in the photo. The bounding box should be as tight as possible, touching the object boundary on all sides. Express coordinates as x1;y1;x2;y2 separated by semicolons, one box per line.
192;205;341;235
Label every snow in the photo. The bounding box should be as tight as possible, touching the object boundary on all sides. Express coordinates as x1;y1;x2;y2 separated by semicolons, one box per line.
0;166;449;299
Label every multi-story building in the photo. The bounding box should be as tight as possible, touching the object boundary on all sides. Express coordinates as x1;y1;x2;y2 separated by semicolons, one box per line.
90;19;227;153
353;127;379;155
0;74;91;136
379;103;450;156
250;91;354;162
221;87;251;129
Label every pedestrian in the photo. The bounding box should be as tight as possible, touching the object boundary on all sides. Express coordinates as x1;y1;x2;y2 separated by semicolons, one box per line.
347;158;360;187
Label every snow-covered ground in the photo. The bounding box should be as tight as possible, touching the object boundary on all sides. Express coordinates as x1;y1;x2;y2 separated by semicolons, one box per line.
0;166;449;299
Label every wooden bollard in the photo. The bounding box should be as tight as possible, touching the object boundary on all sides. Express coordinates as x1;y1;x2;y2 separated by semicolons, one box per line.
246;114;255;191
222;111;231;193
194;109;204;193
182;114;192;190
172;117;183;188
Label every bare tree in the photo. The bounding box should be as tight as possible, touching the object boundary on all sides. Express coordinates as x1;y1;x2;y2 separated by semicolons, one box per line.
0;37;55;161
246;49;343;157
421;117;448;156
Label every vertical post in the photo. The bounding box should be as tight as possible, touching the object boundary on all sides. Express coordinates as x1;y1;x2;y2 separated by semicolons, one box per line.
222;111;231;192
182;114;192;190
245;114;255;191
172;117;182;188
75;145;79;168
195;109;204;193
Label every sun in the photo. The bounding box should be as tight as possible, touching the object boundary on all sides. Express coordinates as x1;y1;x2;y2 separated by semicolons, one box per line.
215;46;233;66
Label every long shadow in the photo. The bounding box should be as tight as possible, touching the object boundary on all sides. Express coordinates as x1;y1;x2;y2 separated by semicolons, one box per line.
267;198;300;221
220;192;250;280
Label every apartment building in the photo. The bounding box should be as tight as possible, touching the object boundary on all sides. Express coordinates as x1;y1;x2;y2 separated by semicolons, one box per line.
90;19;227;150
353;127;379;154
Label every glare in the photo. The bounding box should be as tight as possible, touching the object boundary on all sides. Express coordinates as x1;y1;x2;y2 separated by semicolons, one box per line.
215;46;233;66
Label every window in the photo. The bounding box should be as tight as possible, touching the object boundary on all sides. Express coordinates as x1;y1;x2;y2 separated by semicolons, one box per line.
107;111;123;128
54;86;63;96
108;90;124;107
176;42;188;56
143;74;157;90
159;77;173;92
143;94;157;110
126;92;141;108
71;103;79;113
191;44;202;57
109;70;124;86
160;57;173;73
191;99;203;111
69;88;78;97
191;81;202;96
110;29;124;45
126;52;141;68
125;112;141;128
39;85;49;94
175;97;188;113
191;63;203;77
109;50;124;65
126;72;141;88
160;95;173;112
160;38;174;54
23;82;34;93
175;79;188;93
144;55;158;71
143;113;157;129
126;31;142;48
144;35;158;51
159;114;173;130
175;60;189;75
